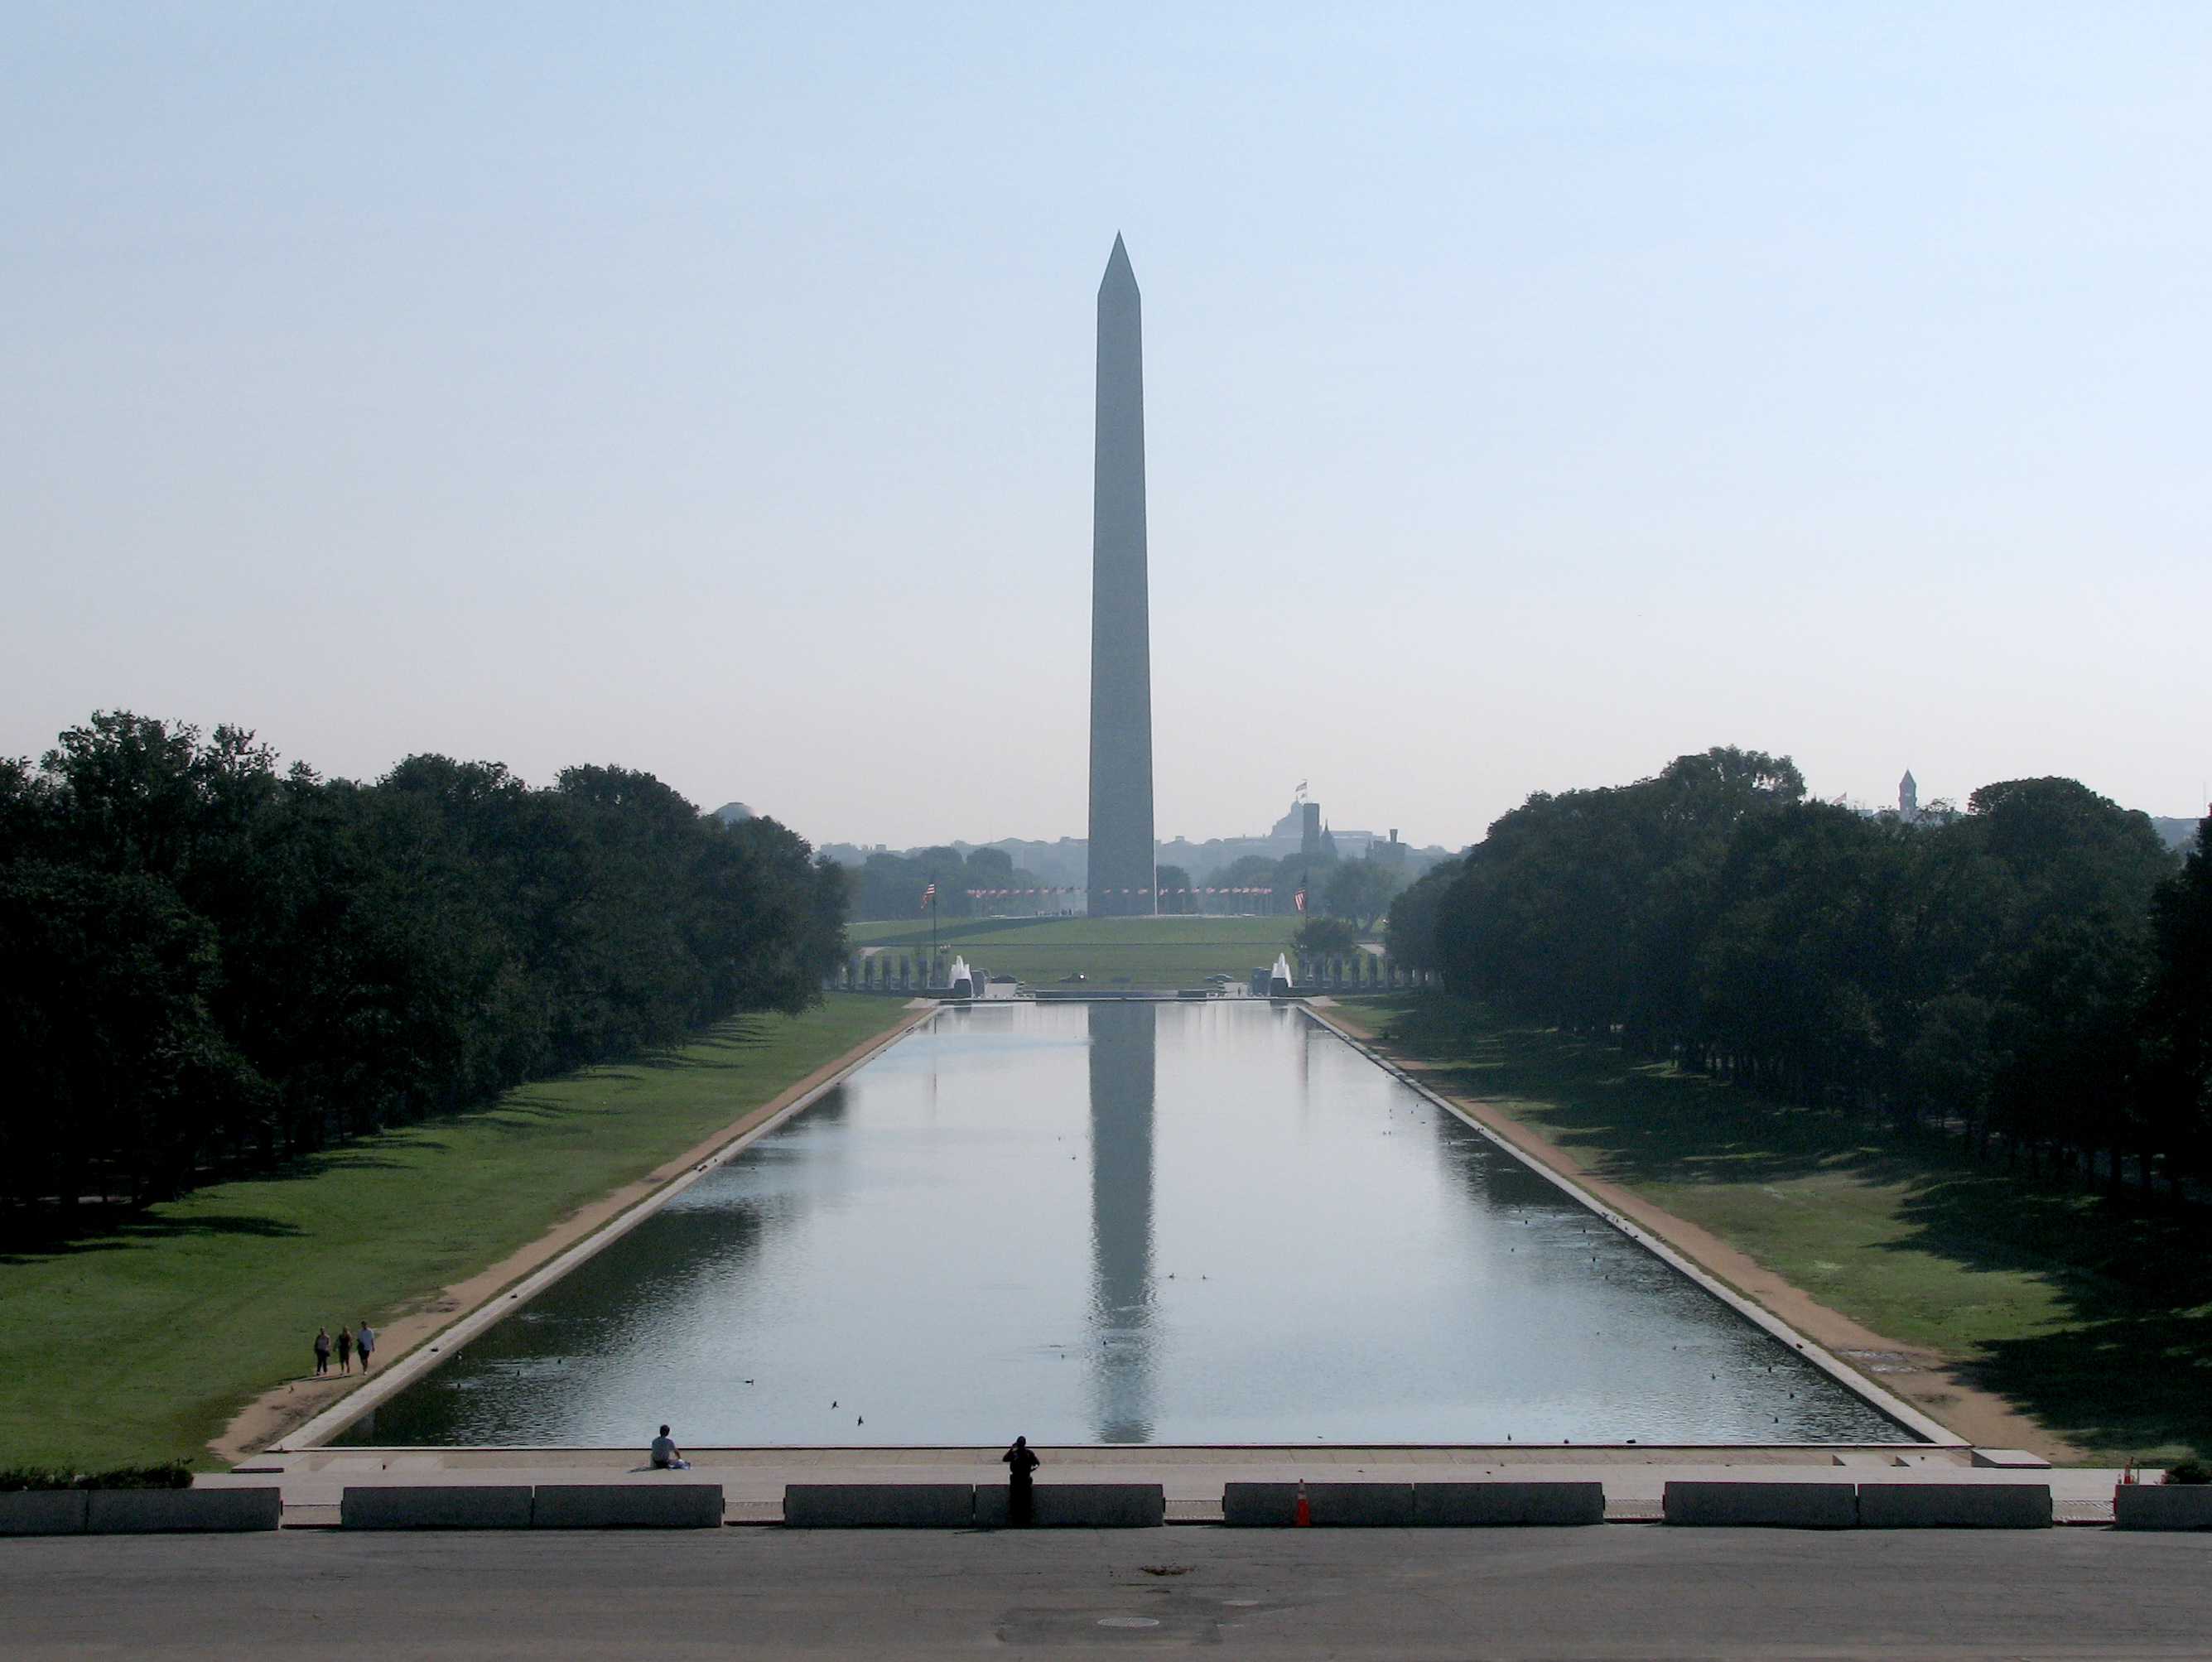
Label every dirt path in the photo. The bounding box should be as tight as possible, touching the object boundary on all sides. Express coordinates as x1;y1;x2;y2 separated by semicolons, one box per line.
1311;1004;2078;1462
213;1004;934;1464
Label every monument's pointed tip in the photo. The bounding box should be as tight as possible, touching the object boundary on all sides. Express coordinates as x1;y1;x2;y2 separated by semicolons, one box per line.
1101;234;1137;296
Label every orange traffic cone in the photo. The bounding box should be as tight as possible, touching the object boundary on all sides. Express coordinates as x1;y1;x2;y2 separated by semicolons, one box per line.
1293;1480;1311;1528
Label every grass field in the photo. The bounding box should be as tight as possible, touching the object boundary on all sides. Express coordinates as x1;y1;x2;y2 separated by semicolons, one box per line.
0;996;910;1471
846;915;1304;987
1332;993;2212;1465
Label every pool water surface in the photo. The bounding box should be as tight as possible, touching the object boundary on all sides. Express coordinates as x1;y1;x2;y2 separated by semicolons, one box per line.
339;1001;1910;1448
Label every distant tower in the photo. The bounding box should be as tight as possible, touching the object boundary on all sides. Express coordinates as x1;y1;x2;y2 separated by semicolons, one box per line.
1900;772;1919;821
1087;236;1154;917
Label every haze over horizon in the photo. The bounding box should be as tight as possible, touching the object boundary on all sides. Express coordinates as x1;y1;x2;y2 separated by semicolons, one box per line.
6;4;2207;853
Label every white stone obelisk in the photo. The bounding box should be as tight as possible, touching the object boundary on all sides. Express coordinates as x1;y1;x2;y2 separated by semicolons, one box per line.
1087;235;1155;918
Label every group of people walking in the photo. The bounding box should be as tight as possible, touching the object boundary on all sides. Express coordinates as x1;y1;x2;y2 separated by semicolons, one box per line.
312;1322;378;1376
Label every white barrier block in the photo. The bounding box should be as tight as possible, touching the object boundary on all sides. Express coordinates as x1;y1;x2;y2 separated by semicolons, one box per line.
1664;1481;1858;1528
974;1484;1164;1528
1222;1482;1415;1527
340;1486;534;1530
0;1491;89;1535
87;1488;281;1534
532;1484;725;1529
1857;1483;2051;1530
2114;1486;2212;1531
781;1485;975;1528
1414;1481;1606;1526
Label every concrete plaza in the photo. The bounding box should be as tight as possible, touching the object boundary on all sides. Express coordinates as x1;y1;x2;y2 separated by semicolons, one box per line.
4;1521;2209;1659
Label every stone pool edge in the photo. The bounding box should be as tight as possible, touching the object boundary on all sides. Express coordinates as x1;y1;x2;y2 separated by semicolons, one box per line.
1299;1004;1965;1450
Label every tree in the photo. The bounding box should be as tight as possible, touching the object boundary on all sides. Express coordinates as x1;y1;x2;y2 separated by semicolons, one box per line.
1414;745;2193;1184
1383;856;1462;970
1203;854;1284;912
1323;858;1397;927
0;863;256;1204
2140;817;2212;1192
1154;864;1196;914
1293;916;1358;956
0;712;851;1211
1986;913;2151;1182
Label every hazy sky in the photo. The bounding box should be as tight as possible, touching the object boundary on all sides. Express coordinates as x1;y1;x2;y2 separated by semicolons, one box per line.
6;4;2207;852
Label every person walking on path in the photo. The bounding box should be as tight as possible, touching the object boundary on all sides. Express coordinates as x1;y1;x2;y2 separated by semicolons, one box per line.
335;1325;354;1375
649;1426;691;1471
1002;1435;1039;1526
312;1328;332;1377
355;1321;376;1372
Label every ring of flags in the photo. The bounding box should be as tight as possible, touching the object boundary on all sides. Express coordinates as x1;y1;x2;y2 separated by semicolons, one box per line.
956;887;1280;898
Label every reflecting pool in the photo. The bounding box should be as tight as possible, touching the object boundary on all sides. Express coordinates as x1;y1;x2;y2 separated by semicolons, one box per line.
339;1002;1909;1447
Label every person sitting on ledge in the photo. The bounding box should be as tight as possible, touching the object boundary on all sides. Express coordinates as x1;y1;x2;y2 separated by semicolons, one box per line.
650;1425;691;1470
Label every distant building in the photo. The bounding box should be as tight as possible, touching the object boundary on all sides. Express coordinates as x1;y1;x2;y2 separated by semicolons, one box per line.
712;802;756;826
1898;773;1918;822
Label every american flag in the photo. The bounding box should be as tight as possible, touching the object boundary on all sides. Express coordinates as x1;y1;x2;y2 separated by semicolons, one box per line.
920;882;936;910
1294;884;1307;913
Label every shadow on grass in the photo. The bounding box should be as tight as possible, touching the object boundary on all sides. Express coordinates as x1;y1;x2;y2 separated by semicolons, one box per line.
0;1011;827;1263
1350;992;2212;1459
0;1208;306;1265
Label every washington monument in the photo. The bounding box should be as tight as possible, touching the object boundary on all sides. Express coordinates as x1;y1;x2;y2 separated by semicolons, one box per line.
1087;235;1154;918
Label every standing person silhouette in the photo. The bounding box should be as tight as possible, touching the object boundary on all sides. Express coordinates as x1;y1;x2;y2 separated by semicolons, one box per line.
1002;1435;1039;1526
335;1324;354;1375
312;1328;332;1376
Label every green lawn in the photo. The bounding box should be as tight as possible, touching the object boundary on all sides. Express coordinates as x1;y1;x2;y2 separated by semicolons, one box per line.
846;915;1304;987
0;996;909;1471
1334;993;2212;1466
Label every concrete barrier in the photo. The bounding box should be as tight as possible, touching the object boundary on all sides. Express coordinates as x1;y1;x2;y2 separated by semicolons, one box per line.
781;1485;975;1528
1857;1483;2051;1530
533;1485;725;1530
2114;1486;2212;1531
1414;1481;1606;1526
1222;1482;1415;1527
87;1488;281;1534
340;1486;535;1530
0;1491;89;1535
1664;1482;1858;1529
974;1484;1164;1529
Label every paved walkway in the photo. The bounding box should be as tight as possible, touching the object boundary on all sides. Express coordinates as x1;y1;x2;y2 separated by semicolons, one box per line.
5;1525;2205;1659
200;1443;2131;1525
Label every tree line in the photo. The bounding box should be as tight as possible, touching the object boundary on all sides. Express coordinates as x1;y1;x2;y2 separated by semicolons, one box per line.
0;714;849;1211
846;845;1056;921
1202;850;1402;925
1387;747;2211;1199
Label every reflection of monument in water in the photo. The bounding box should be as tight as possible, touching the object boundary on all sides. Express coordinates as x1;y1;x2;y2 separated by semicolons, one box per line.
1087;236;1156;918
1086;1001;1155;1441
